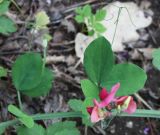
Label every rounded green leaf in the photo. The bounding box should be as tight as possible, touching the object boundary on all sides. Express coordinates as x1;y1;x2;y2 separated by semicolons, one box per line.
94;23;106;33
83;5;91;16
17;123;45;135
0;0;10;14
22;68;54;97
80;79;99;99
95;9;107;21
0;16;17;35
46;121;80;135
75;15;84;23
12;53;43;90
84;36;114;86
68;99;83;112
102;63;147;96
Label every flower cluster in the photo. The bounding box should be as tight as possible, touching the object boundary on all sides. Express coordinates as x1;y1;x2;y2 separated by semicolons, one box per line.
87;83;137;123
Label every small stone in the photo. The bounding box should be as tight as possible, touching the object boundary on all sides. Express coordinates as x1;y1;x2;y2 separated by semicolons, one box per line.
110;124;116;134
126;121;133;128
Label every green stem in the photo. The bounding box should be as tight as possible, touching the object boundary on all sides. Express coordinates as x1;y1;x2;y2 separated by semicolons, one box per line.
1;109;160;131
42;46;47;74
116;109;160;118
32;111;83;120
0;111;83;130
112;7;122;44
17;91;23;111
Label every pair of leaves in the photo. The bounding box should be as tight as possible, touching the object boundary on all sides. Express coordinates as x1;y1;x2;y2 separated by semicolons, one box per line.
12;53;54;97
83;36;147;96
8;105;34;128
75;5;107;35
0;0;17;35
17;121;80;135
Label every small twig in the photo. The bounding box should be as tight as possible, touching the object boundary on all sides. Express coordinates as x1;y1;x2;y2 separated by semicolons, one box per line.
49;40;75;47
84;126;88;135
134;93;153;110
96;126;106;135
73;59;82;70
64;0;97;13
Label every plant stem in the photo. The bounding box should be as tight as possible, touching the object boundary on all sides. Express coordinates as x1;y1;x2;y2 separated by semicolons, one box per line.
112;7;122;44
17;91;23;111
42;46;47;74
0;111;83;130
1;109;160;131
32;111;83;120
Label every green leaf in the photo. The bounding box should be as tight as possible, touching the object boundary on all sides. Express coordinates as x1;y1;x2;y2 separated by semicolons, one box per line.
17;123;45;135
75;15;84;23
152;49;160;70
35;11;50;29
80;79;99;99
12;53;43;90
102;63;147;96
0;66;7;77
82;5;91;16
95;9;106;21
22;68;54;97
54;129;80;135
0;0;10;14
0;126;5;135
46;121;80;135
81;98;94;126
94;22;106;33
88;29;95;36
75;7;83;14
84;36;114;86
0;16;17;35
8;104;26;117
68;99;83;111
8;105;34;128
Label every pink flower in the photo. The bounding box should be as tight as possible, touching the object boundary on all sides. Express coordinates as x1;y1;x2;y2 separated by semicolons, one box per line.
98;83;120;108
86;83;120;123
87;100;110;123
86;83;137;123
116;96;137;114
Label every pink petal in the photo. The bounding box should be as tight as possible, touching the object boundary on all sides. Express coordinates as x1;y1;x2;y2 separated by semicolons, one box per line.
91;106;101;123
99;83;120;108
116;96;128;105
124;97;137;114
99;88;108;100
87;107;93;115
93;99;101;107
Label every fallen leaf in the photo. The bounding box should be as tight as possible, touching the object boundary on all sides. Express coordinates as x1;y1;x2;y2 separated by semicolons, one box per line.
75;1;152;61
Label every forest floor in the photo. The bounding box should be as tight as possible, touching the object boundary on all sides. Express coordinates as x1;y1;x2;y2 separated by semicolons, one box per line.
0;0;160;134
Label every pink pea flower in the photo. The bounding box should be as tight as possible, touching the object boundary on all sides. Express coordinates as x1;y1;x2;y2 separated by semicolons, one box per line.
86;83;120;123
86;83;137;123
